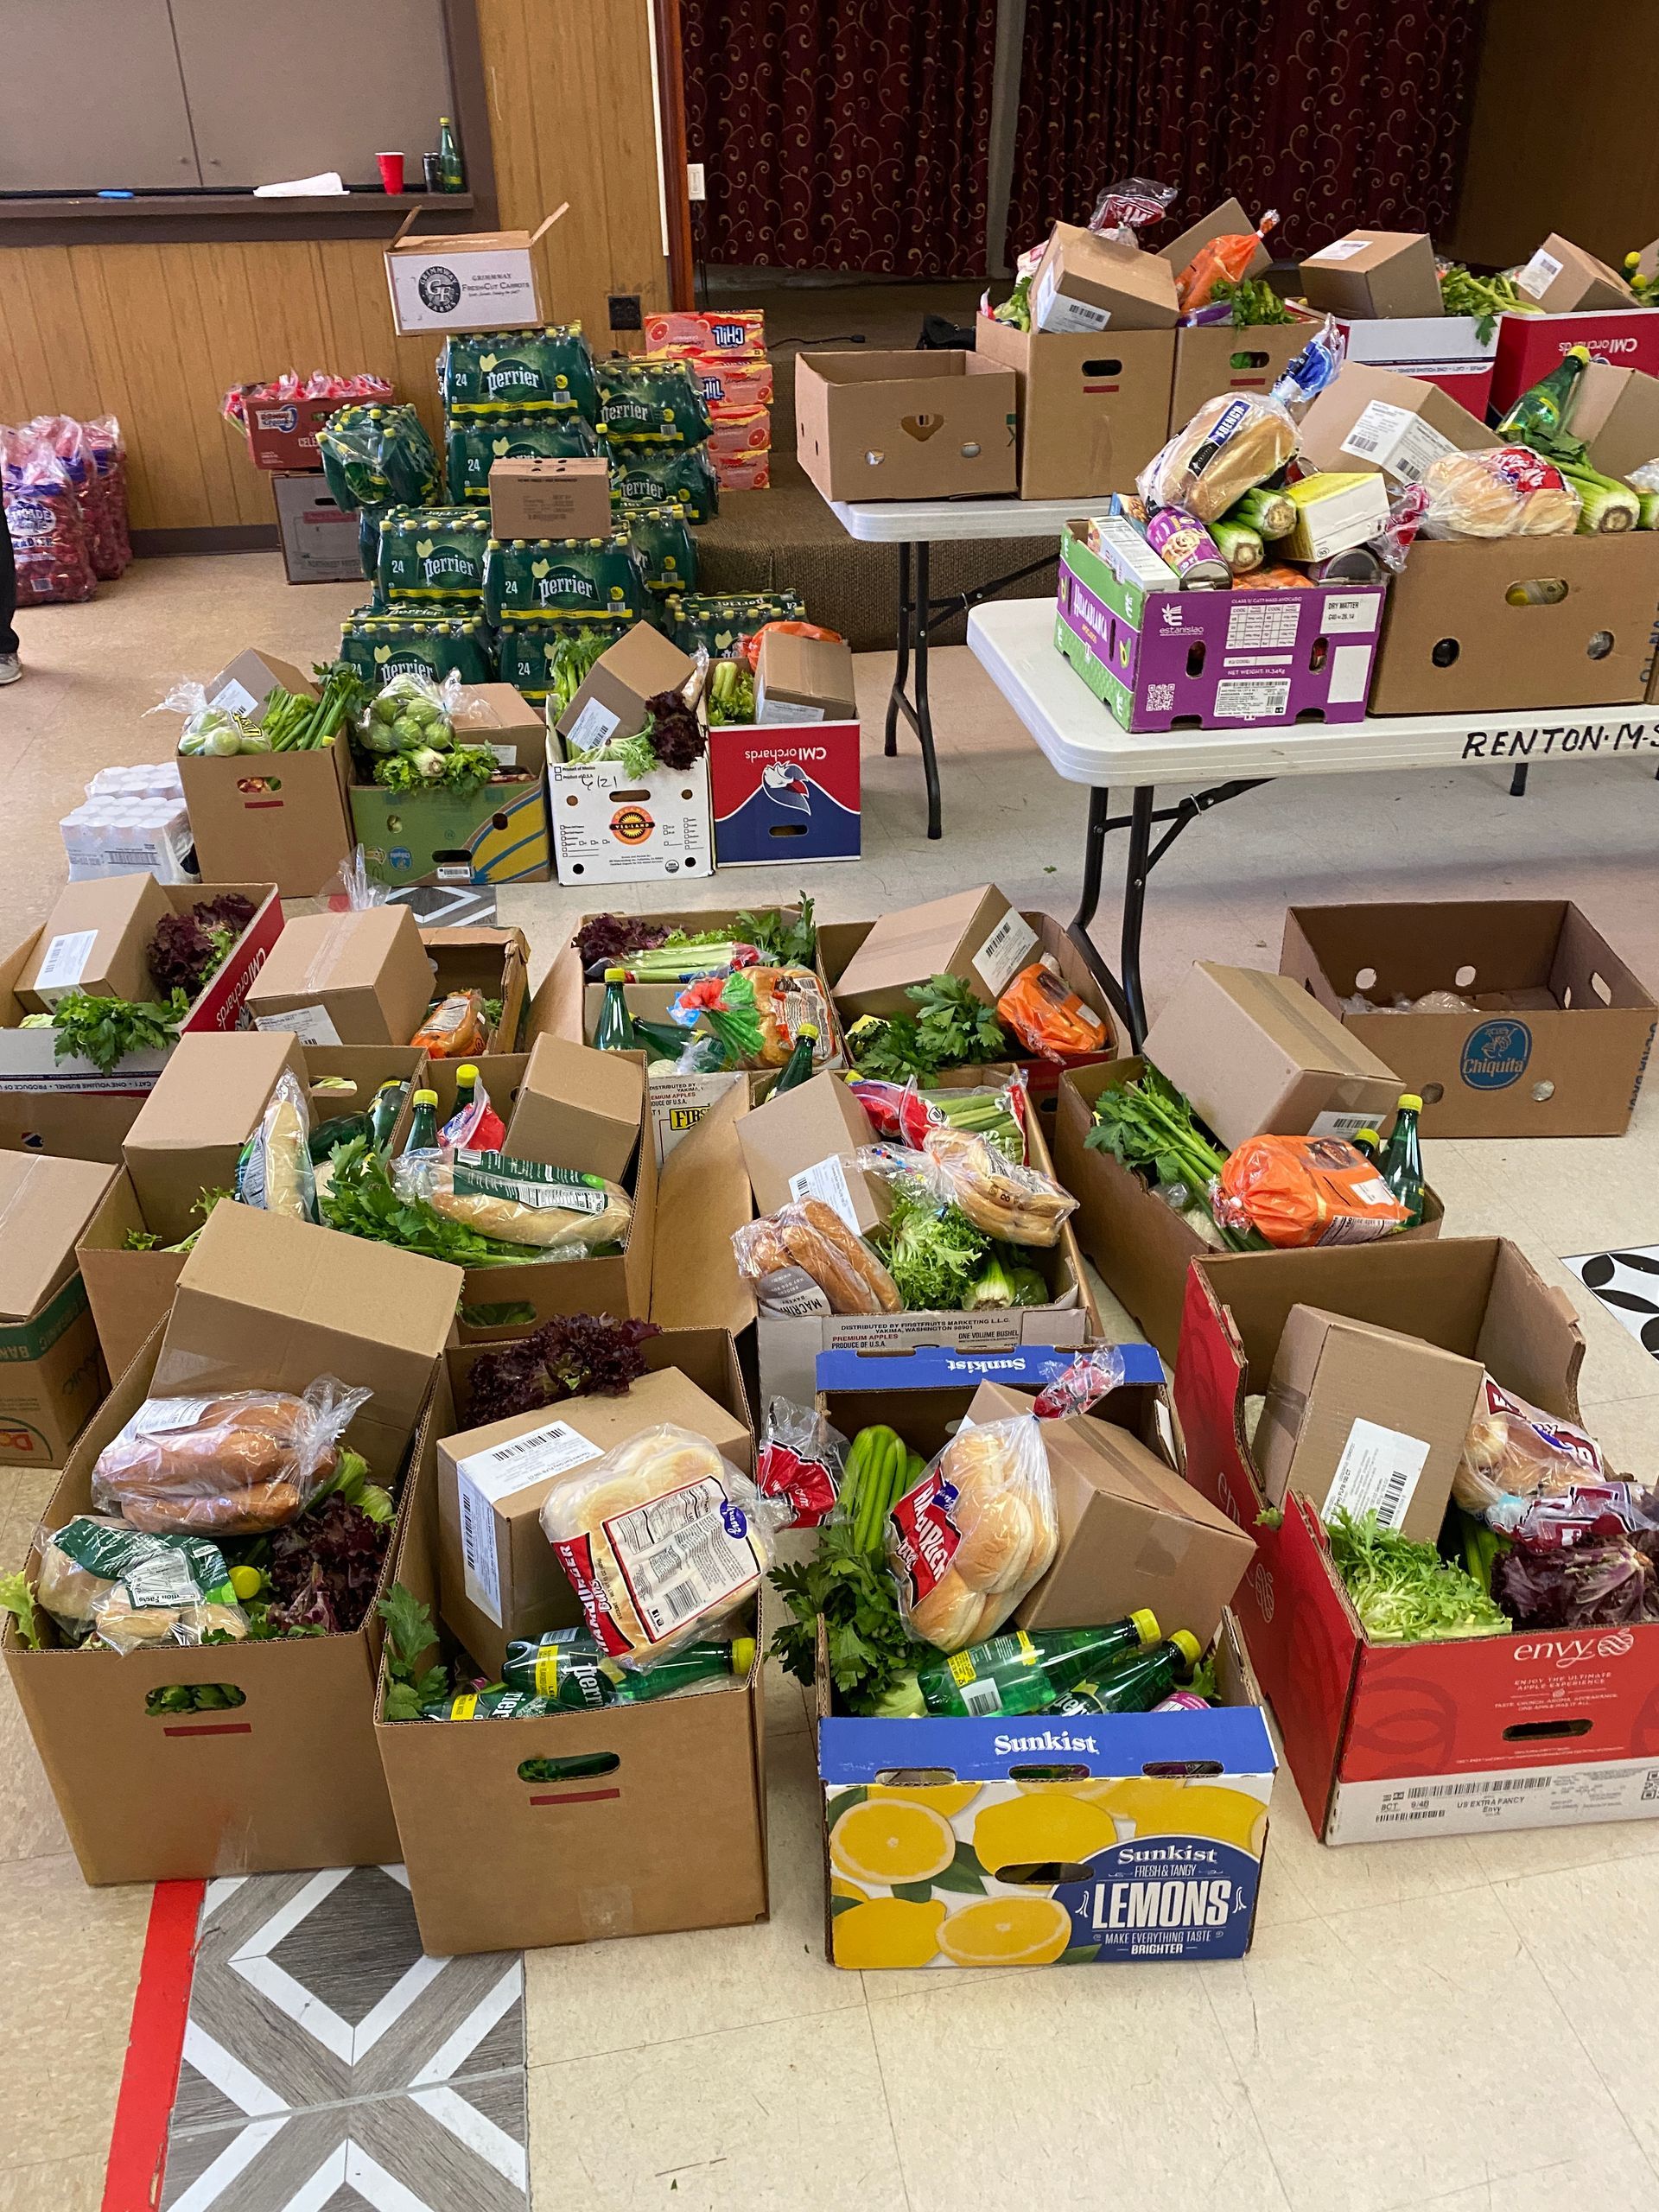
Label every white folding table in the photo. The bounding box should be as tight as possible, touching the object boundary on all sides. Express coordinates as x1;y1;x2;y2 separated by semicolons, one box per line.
820;493;1111;840
968;597;1659;1046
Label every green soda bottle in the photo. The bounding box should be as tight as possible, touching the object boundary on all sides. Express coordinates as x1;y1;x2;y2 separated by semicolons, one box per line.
500;1628;753;1707
437;115;466;194
1351;1126;1382;1165
595;969;638;1052
1379;1091;1425;1228
1058;1631;1203;1716
912;1613;1161;1719
454;1063;479;1117
371;1077;409;1151
768;1021;818;1098
1496;345;1589;448
404;1087;441;1153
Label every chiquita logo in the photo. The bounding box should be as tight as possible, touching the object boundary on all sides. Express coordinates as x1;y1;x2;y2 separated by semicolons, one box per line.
609;804;654;845
1461;1017;1532;1090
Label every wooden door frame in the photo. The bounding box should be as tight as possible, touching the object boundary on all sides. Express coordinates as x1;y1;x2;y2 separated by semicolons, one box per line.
652;0;696;308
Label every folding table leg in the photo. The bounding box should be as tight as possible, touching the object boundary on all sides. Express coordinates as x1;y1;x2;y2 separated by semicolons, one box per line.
1065;785;1134;1038
912;541;943;841
1119;787;1154;1048
883;542;912;760
1510;764;1530;798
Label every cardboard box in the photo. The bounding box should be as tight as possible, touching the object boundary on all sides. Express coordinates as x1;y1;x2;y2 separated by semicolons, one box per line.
1329;312;1497;410
1157;198;1274;284
377;1413;767;1957
1054;1059;1444;1363
3;1204;462;1882
1490;306;1659;416
488;454;612;541
180;734;354;900
271;472;359;584
974;315;1174;500
235;387;346;472
81;1047;424;1382
1281;901;1658;1138
461;683;546;774
351;768;551;890
1175;1236;1659;1844
753;631;855;723
383;209;562;336
0;882;281;1092
1514;233;1637;315
735;1071;877;1218
504;1033;645;1185
1280;472;1391;564
794;352;1018;502
1057;523;1384;731
831;884;1036;1021
1167;322;1306;437
554;621;698;753
421;925;530;1053
709;719;861;866
0;1153;117;1467
435;1331;753;1675
1299;231;1441;320
244;903;435;1047
549;753;711;885
1255;1305;1483;1545
0;1087;148;1166
205;647;313;721
1142;961;1404;1149
121;1028;307;1245
1030;223;1179;334
15;874;172;1012
1366;535;1659;715
817;1599;1274;1967
1565;359;1659;482
1296;362;1493;486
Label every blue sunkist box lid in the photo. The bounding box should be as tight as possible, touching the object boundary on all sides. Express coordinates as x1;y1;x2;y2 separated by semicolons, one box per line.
813;1343;1166;1394
818;1706;1274;1784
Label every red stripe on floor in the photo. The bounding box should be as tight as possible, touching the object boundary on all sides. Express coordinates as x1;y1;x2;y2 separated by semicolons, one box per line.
102;1878;204;2212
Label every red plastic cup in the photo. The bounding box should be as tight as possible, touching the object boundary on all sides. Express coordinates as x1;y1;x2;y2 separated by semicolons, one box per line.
377;152;405;194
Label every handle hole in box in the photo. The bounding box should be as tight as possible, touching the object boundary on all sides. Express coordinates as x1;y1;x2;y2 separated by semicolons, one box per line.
1081;357;1123;378
1587;630;1614;660
518;1751;620;1783
1141;1759;1224;1779
1421;1081;1445;1105
1591;970;1614;1005
1007;1762;1090;1783
1229;350;1270;372
147;1684;246;1718
1501;1718;1591;1742
1508;576;1567;606
873;1768;959;1788
990;1859;1093;1886
767;823;808;839
1431;638;1460;667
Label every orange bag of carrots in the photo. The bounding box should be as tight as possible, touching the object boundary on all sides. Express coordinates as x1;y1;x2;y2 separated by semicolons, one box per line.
1213;1135;1408;1249
996;963;1110;1062
741;619;846;671
1175;211;1280;312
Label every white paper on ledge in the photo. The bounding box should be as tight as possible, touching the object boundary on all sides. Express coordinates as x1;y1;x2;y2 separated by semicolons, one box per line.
253;171;346;198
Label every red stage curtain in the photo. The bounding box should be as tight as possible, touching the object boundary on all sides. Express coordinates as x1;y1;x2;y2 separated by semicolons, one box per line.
683;0;999;276
1007;1;1487;264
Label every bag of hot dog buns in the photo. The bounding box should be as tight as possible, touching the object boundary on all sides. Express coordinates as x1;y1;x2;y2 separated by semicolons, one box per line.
91;1376;371;1536
732;1198;901;1316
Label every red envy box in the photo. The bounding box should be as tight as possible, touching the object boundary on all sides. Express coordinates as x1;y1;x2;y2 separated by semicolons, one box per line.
1175;1237;1659;1846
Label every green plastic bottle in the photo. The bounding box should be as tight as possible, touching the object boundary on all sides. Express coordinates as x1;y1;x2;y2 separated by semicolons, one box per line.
1351;1126;1382;1166
768;1020;818;1098
1058;1632;1203;1716
500;1629;753;1708
1379;1091;1425;1228
1496;344;1590;448
595;969;638;1052
437;115;465;194
371;1077;409;1151
454;1063;479;1117
908;1614;1161;1719
405;1087;441;1153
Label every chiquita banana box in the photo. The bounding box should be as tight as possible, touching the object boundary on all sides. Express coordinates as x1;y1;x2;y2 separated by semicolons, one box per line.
818;1622;1274;1969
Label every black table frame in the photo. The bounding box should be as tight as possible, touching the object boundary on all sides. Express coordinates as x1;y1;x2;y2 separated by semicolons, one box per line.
1065;779;1270;1048
882;539;1058;840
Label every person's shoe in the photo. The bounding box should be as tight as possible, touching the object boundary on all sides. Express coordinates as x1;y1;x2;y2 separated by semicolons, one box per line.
0;655;20;686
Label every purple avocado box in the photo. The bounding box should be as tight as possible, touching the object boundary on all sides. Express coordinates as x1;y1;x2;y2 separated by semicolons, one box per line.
1055;523;1386;732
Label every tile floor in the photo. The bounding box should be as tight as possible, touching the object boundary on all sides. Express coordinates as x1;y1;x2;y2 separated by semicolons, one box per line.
4;553;1659;2211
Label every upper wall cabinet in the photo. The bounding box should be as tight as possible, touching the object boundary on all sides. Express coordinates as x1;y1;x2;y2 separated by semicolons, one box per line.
0;0;203;189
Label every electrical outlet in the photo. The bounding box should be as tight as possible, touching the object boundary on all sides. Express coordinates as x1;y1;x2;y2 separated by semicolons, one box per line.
608;293;643;331
687;162;707;202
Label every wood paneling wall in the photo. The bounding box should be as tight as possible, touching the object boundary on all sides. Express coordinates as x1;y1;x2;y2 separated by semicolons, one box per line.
0;0;670;532
1448;0;1659;271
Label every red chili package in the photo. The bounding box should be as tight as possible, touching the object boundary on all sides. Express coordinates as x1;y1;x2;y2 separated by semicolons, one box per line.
754;1397;848;1529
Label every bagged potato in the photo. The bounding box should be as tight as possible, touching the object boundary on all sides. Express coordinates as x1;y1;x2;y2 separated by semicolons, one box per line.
539;1423;780;1667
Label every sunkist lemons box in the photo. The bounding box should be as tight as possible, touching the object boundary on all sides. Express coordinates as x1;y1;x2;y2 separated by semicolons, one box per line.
816;1611;1274;1968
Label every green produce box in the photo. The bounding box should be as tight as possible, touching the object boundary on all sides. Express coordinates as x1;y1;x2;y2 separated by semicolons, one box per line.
609;443;718;524
377;507;490;603
351;769;551;887
438;326;598;421
482;532;647;623
446;410;601;505
340;605;496;688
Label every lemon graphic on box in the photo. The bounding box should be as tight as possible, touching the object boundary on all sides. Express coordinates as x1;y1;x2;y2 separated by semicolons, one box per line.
830;1799;956;1888
971;1790;1116;1875
1091;1778;1268;1855
833;1897;946;1969
867;1781;979;1818
938;1896;1071;1967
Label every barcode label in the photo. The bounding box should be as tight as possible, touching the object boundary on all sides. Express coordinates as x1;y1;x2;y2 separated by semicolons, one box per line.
1325;1416;1431;1529
958;1675;1003;1717
458;1421;604;1506
458;1473;502;1624
605;1475;758;1643
1403;1777;1553;1801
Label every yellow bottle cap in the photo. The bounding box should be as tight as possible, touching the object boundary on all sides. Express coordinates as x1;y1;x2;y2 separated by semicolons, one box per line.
1170;1630;1203;1669
1354;1128;1381;1146
1130;1607;1160;1647
1397;1093;1423;1111
457;1064;479;1084
730;1637;756;1676
604;967;626;982
413;1089;438;1107
228;1565;264;1601
796;1022;818;1040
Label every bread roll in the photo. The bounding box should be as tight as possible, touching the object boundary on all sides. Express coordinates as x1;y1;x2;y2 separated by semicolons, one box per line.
908;1568;984;1649
1139;394;1298;523
952;1488;1039;1593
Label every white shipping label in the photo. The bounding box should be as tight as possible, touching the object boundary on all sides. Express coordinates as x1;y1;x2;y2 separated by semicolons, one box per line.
755;700;826;725
1331;1757;1659;1843
1343;401;1458;486
486;741;520;767
32;930;99;1000
254;1004;342;1046
1325;1416;1431;1529
1516;247;1564;300
972;907;1039;995
601;1474;758;1643
1308;238;1369;262
1307;1109;1376;1139
455;1421;606;1625
1326;644;1375;706
789;1154;861;1234
1319;593;1381;634
210;677;260;715
129;1395;222;1437
564;696;623;753
1033;263;1111;334
1212;677;1292;721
